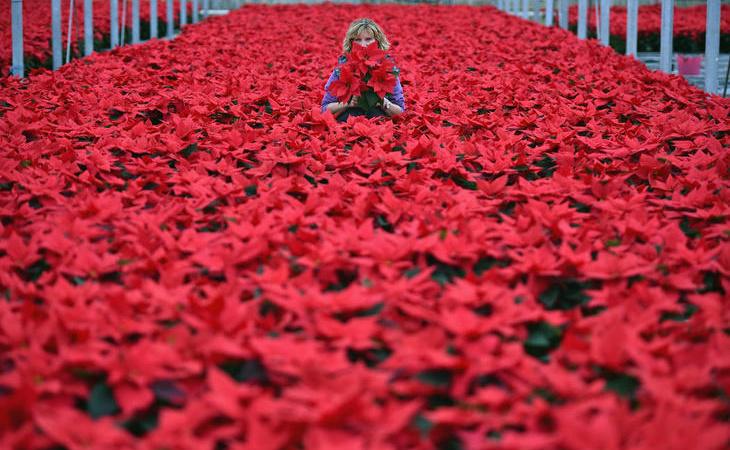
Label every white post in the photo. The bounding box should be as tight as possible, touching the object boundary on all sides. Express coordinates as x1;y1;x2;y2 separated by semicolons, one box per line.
192;0;198;22
180;0;187;28
11;0;24;77
659;0;673;73
203;0;208;18
498;0;504;10
626;0;637;56
84;0;93;55
558;0;567;29
599;0;610;46
546;0;554;26
150;0;157;38
120;0;127;45
110;0;119;48
166;0;174;38
132;0;140;43
522;0;528;19
65;0;75;64
578;0;587;38
52;0;62;69
705;0;720;93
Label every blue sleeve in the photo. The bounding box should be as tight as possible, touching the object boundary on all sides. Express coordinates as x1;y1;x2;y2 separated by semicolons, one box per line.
389;76;405;111
321;69;339;113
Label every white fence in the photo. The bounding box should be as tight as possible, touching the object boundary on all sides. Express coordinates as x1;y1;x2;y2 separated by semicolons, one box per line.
7;0;728;94
9;0;217;77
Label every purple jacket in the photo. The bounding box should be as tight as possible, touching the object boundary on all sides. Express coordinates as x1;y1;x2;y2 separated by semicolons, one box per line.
321;54;406;113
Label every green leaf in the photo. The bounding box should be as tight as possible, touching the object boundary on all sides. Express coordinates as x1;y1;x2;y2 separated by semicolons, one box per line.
533;155;556;178
679;217;700;239
605;238;621;247
108;108;124;120
354;302;384;317
538;278;593;310
244;184;257;196
122;409;159;437
416;368;453;388
411;413;433;438
569;200;591;213
523;321;563;362
358;89;382;110
150;380;186;407
450;172;477;190
218;359;269;384
660;301;698;323
180;143;198;159
23;258;51;282
427;254;465;286
324;269;358;292
473;255;511;276
346;344;392;368
531;387;563;405
597;368;641;400
698;271;725;294
374;214;394;233
87;382;119;419
303;174;317;187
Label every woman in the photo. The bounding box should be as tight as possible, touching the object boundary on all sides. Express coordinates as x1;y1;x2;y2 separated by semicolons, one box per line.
321;18;405;122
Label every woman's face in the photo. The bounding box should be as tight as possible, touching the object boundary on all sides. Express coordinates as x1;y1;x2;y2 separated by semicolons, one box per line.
352;29;376;48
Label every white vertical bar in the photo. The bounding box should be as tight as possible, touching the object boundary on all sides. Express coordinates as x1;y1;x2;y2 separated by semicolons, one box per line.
150;0;158;38
180;0;187;27
166;0;174;38
705;0;720;93
599;0;610;46
578;0;587;38
192;0;198;22
626;0;637;56
545;0;554;26
203;0;208;18
84;0;92;55
120;0;126;45
522;0;528;19
11;0;24;77
52;0;62;69
65;0;75;64
659;0;673;73
132;0;139;43
110;0;119;48
558;0;567;29
497;0;504;10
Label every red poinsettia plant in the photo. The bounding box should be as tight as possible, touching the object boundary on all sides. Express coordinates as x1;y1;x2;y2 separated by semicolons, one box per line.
328;43;397;114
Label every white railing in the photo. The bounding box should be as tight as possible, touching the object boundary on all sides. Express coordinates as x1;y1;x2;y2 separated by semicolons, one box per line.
494;0;724;95
7;0;727;95
9;0;219;77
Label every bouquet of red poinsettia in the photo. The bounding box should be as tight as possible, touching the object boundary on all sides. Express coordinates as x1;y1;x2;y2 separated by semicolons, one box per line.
329;44;398;114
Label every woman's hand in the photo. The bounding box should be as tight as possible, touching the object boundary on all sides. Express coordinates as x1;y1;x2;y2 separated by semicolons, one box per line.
325;96;359;116
381;97;403;117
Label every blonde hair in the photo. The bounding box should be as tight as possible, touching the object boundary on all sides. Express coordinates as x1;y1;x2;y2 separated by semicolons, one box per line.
342;18;390;54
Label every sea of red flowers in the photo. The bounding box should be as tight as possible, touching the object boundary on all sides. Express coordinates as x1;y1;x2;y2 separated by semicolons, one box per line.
1;3;730;449
568;3;730;40
1;0;191;75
